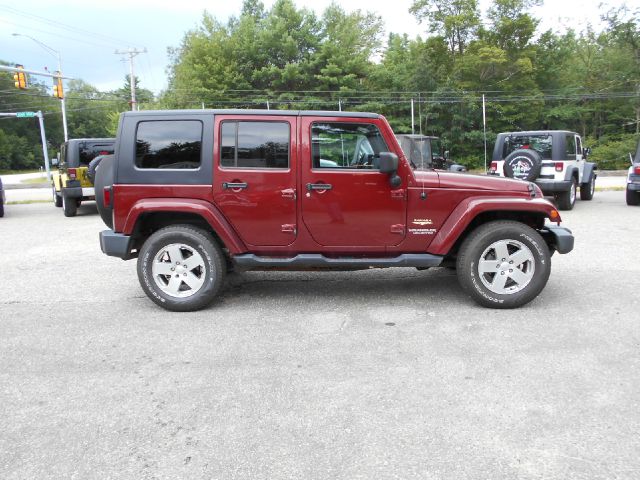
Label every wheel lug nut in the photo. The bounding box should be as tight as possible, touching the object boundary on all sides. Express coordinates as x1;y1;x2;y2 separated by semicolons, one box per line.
501;272;505;275
509;269;513;273
509;261;513;264
176;261;180;265
171;267;175;271
183;273;187;276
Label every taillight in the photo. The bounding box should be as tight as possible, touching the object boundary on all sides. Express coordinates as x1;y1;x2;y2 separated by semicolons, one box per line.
489;161;498;174
555;162;564;172
68;168;77;180
103;186;112;208
634;166;640;175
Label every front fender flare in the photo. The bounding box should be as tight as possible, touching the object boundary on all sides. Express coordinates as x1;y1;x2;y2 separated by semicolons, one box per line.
582;162;598;184
122;198;247;254
428;196;560;256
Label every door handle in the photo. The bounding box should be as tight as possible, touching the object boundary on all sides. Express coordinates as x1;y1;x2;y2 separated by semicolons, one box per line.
222;182;248;190
306;183;333;191
281;188;296;200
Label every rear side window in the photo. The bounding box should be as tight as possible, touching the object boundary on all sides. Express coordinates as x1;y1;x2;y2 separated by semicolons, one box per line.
220;121;289;169
135;120;203;169
565;134;577;157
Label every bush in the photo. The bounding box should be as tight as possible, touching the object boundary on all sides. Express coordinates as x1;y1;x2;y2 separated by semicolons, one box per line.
586;134;639;170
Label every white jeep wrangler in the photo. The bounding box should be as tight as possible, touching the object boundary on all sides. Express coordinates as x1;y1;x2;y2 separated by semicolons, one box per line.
489;130;597;210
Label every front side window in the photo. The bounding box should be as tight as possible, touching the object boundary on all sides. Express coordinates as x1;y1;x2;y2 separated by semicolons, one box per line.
503;134;553;160
135;120;202;169
312;123;389;169
220;121;289;169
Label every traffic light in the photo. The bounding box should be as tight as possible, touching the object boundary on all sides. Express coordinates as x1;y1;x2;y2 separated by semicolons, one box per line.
52;73;64;99
13;65;28;89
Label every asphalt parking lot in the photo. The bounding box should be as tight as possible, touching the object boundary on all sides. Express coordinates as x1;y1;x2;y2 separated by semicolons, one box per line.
1;191;639;480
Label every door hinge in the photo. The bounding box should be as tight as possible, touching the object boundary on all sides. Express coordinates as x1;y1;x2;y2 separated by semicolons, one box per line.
391;189;406;200
390;224;405;234
281;224;297;234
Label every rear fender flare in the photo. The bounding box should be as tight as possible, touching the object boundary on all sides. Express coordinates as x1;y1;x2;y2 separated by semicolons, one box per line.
428;197;559;256
123;198;247;254
564;166;579;182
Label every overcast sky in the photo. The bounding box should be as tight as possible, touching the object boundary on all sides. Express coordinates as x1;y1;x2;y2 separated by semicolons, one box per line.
0;0;631;95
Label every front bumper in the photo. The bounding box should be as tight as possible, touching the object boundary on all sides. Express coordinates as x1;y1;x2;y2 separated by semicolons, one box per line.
535;179;572;194
540;225;574;254
99;230;135;260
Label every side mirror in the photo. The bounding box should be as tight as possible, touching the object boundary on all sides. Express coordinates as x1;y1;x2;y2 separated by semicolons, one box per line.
583;147;591;156
378;152;402;189
52;155;59;166
378;152;398;174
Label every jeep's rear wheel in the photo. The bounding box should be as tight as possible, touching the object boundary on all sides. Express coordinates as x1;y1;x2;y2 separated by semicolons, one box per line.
52;185;62;207
137;225;226;312
456;221;551;308
555;177;577;210
627;187;640;206
62;193;77;217
580;174;595;201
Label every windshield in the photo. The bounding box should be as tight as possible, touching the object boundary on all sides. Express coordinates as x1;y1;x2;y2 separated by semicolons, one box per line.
398;136;435;170
503;134;553;159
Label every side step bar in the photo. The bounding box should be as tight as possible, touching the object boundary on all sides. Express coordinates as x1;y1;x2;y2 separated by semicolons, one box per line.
233;253;443;270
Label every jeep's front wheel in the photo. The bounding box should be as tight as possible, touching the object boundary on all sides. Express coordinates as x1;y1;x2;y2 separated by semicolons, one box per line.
137;225;226;312
456;221;551;309
52;185;62;207
580;174;595;201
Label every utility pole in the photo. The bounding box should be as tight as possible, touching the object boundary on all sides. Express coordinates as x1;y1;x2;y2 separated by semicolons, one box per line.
114;48;147;111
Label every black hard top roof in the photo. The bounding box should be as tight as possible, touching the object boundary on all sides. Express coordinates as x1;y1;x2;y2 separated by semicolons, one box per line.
64;138;115;144
497;130;578;136
121;109;380;119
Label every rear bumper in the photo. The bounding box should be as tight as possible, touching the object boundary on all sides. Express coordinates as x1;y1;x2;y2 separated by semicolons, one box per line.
540;225;574;254
99;230;135;260
63;185;95;199
535;179;571;194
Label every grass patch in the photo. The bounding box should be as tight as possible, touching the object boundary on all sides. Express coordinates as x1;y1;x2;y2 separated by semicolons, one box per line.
0;169;42;175
595;186;625;191
20;177;48;185
6;200;52;205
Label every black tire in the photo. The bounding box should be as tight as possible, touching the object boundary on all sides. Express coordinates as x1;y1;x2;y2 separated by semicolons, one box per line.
456;221;551;309
580;174;595;201
627;188;640;206
503;149;542;181
0;200;4;218
52;185;62;207
87;156;104;184
62;193;78;217
94;154;115;228
137;225;226;312
555;177;577;210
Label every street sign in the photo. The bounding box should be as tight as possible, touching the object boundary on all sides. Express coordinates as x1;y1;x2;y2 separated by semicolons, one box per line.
16;111;36;118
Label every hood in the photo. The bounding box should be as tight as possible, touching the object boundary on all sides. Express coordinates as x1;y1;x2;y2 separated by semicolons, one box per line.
435;171;533;193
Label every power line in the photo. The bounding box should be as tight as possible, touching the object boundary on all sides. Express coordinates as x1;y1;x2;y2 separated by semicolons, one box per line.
0;5;144;49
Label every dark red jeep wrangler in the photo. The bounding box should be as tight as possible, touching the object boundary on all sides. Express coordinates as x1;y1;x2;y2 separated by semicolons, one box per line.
95;110;573;311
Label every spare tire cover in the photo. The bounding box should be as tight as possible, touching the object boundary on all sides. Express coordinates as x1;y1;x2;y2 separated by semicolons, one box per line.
94;154;115;229
503;149;542;181
87;155;104;184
